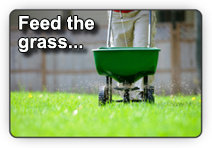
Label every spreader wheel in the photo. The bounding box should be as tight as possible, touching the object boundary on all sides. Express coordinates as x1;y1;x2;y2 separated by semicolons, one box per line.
98;86;108;106
144;86;155;103
147;86;155;103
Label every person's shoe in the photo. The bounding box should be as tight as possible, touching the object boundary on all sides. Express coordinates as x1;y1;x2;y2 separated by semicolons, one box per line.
135;91;144;101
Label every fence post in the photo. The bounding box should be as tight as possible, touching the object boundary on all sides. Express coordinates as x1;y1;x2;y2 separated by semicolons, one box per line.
171;23;181;94
41;51;46;91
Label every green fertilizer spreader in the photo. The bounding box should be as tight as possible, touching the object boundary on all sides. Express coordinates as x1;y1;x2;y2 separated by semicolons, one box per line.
92;11;160;105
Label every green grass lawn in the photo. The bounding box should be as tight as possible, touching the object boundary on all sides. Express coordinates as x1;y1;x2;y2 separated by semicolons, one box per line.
10;92;201;137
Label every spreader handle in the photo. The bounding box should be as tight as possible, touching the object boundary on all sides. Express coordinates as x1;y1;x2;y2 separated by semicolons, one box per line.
147;10;152;48
106;10;113;103
107;10;113;47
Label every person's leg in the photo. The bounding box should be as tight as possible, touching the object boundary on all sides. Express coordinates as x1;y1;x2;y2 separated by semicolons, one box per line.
131;11;157;99
108;11;134;97
133;11;157;47
109;11;139;98
109;11;134;47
